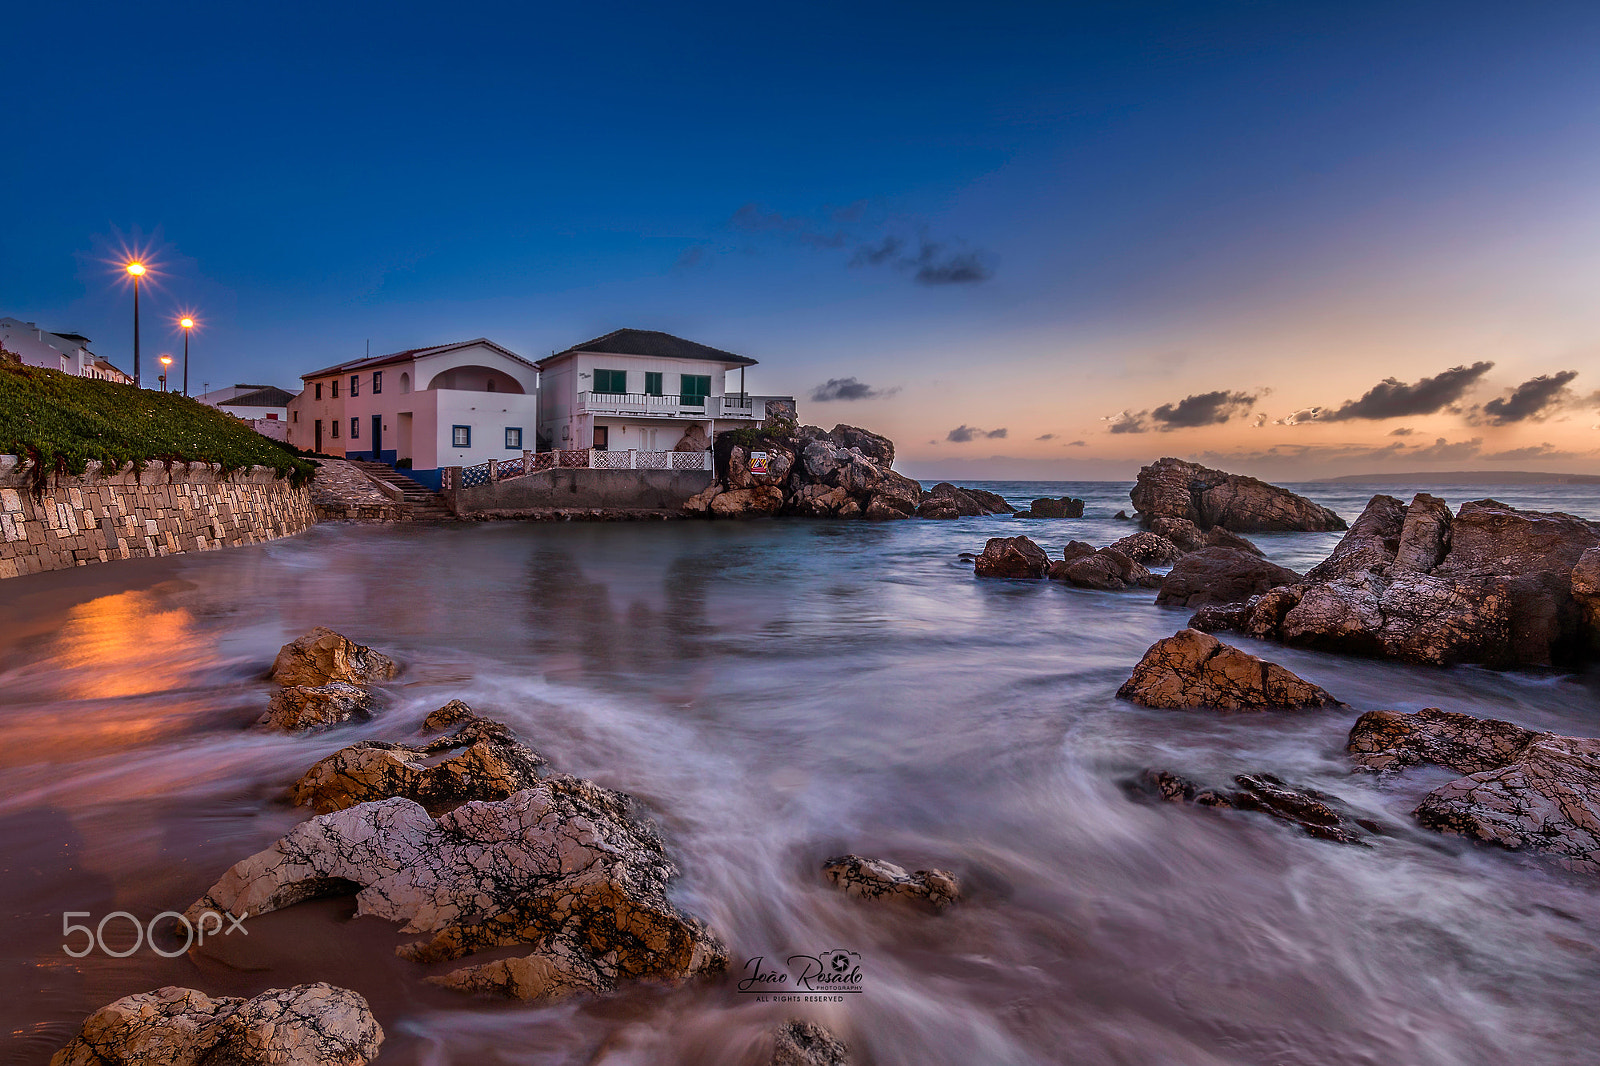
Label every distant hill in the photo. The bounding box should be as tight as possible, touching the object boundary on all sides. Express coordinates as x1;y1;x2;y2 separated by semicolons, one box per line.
1315;470;1600;486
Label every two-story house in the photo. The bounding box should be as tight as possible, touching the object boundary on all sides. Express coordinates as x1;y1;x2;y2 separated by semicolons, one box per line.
286;338;538;489
535;329;777;454
0;318;129;382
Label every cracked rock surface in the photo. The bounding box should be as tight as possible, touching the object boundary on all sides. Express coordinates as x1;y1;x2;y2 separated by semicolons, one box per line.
822;854;960;910
288;700;548;814
257;682;374;733
187;778;728;1001
49;982;382;1066
772;1020;851;1066
973;535;1050;579
1131;457;1347;533
270;627;399;688
1347;708;1539;774
1116;629;1342;710
1128;769;1373;845
1154;547;1303;610
1050;542;1161;590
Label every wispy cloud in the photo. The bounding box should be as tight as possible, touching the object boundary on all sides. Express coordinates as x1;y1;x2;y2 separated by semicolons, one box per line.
1319;362;1495;421
724;202;995;286
1473;370;1579;424
809;377;899;402
947;425;1008;442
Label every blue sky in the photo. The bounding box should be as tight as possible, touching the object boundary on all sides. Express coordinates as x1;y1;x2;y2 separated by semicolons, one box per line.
6;1;1599;478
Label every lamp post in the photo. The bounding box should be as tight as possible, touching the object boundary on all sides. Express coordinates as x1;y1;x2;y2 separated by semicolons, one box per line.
178;317;195;396
159;355;172;392
126;262;146;387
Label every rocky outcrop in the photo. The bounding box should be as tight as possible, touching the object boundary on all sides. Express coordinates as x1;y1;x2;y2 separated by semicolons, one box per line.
1131;458;1347;533
915;482;1014;519
773;1020;851;1066
259;628;397;734
49;983;382;1066
1116;629;1342;710
973;535;1050;578
1154;548;1303;610
1127;769;1373;844
822;854;960;910
1575;547;1600;653
1147;516;1264;557
187;780;727;1001
1016;496;1084;519
1050;541;1160;590
288;701;547;814
1347;709;1600;874
689;423;923;520
1108;531;1185;567
1202;496;1600;667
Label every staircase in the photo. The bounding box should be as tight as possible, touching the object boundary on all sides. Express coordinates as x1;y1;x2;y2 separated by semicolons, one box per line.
350;461;456;522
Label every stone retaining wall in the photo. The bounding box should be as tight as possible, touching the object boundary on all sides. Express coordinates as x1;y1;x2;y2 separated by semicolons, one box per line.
443;467;714;514
0;455;315;579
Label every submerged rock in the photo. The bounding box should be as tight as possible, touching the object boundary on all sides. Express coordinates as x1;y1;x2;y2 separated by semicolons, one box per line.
1116;629;1343;710
773;1020;851;1066
973;535;1050;579
1127;769;1372;844
186;779;727;1001
49;983;382;1066
257;682;374;733
1016;496;1084;519
1131;457;1347;533
289;700;547;814
1155;548;1302;610
270;627;398;688
822;854;960;910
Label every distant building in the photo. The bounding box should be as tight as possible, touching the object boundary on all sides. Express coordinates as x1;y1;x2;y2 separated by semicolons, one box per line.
286;338;538;489
0;318;129;382
197;383;297;422
534;329;786;454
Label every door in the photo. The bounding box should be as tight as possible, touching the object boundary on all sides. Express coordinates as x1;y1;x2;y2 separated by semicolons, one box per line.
593;425;609;451
371;414;383;459
680;374;711;407
314;419;323;452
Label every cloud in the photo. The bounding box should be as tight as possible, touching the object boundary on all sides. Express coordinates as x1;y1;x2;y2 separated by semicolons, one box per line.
725;203;994;287
1482;442;1583;461
1389;427;1415;436
909;242;993;285
1150;390;1258;429
1321;362;1495;421
1475;370;1579;424
985;427;1008;439
1067;440;1086;447
1275;407;1322;426
1036;433;1058;441
673;245;708;269
730;203;848;249
1411;436;1482;461
809;377;898;402
1104;409;1148;434
946;425;1006;442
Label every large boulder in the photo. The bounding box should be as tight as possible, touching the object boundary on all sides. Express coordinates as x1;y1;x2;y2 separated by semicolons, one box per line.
1347;708;1539;774
1131;457;1347;533
1116;629;1342;710
973;536;1050;578
186;780;727;1001
1016;496;1084;519
49;983;382;1066
773;1020;851;1066
708;485;785;517
1148;515;1264;557
1155;548;1303;609
829;424;894;466
1108;531;1185;567
257;682;373;733
1207;496;1600;667
727;444;796;489
915;482;1014;519
288;701;547;814
822;854;960;910
270;627;398;688
1126;769;1372;844
1575;547;1600;652
1050;545;1160;590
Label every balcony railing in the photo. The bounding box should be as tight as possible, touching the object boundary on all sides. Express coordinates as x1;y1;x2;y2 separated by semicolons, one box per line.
453;449;713;487
575;391;756;419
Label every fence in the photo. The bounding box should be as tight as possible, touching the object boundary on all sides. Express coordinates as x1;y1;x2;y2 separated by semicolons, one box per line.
456;449;712;486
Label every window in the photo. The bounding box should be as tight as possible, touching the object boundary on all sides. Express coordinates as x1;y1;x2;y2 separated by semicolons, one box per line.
331;420;340;438
452;425;472;448
486;378;496;392
644;372;663;396
315;382;322;400
292;411;298;423
350;417;359;439
399;372;411;394
505;427;522;449
267;413;279;420
680;374;711;406
594;368;627;394
332;379;340;398
372;371;382;394
350;374;360;397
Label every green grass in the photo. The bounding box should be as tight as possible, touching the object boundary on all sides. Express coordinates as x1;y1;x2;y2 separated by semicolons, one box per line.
0;358;315;488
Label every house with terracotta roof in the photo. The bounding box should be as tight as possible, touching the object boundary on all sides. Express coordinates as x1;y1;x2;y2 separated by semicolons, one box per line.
534;329;787;455
286;338;538;489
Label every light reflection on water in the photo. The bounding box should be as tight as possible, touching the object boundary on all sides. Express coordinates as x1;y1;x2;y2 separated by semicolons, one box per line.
1;481;1598;1065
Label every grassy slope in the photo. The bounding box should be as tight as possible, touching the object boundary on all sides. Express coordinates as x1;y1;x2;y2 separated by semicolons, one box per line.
0;359;314;484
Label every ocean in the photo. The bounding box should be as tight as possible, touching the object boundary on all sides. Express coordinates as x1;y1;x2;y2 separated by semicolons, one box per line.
1;480;1598;1065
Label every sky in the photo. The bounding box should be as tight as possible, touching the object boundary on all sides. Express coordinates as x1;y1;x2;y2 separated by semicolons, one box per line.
4;0;1599;480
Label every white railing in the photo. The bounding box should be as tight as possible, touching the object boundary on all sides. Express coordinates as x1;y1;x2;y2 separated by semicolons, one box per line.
458;449;711;486
575;392;757;419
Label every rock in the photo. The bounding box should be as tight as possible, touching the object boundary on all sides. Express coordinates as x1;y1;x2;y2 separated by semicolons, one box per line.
973;536;1050;578
829;424;894;466
863;494;913;520
49;983;382;1066
1154;548;1303;610
1116;629;1343;710
791;483;853;517
682;483;723;514
673;424;709;452
709;485;785;517
1148;515;1265;557
1016;496;1084;519
1108;531;1185;567
1050;546;1161;590
1393;492;1452;572
186;780;728;1001
1302;494;1408;583
802;440;841;481
822;854;960;909
1131;457;1347;533
773;1020;851;1066
269;627;398;688
1114;510;1130;520
257;683;374;733
1347;708;1541;774
915;482;1014;519
1126;769;1371;844
1575;547;1600;652
288;701;547;814
728;444;796;489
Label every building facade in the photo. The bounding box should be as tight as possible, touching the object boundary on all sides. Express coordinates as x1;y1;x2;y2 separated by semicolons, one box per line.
0;318;129;382
286;339;538;489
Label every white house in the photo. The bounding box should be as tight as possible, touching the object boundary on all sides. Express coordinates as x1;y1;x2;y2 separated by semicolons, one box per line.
0;318;129;382
198;384;298;442
286;338;539;490
535;329;784;454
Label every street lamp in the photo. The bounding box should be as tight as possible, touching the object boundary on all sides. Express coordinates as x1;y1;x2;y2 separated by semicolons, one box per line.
159;355;172;392
178;317;196;396
126;262;146;387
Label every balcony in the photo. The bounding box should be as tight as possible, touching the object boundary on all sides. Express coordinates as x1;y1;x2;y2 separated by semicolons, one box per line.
575;391;757;419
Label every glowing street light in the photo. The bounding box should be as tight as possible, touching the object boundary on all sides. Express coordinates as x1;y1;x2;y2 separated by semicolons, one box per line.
178;316;196;396
159;354;172;392
126;262;146;387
